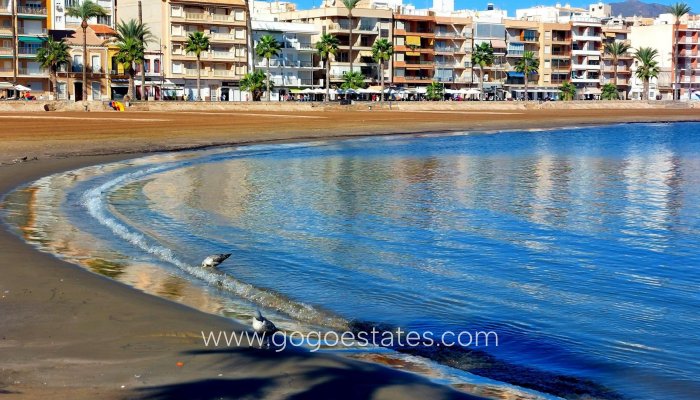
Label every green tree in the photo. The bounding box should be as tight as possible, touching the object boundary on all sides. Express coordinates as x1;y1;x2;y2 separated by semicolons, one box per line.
116;19;152;100
240;70;268;101
601;83;619;100
559;81;576;101
634;47;660;101
604;40;632;98
255;34;282;102
371;38;393;104
514;50;538;101
342;0;361;73
426;81;444;101
341;71;365;90
472;41;495;100
65;0;106;102
35;37;70;100
185;31;210;101
669;2;691;100
115;36;144;100
316;33;340;102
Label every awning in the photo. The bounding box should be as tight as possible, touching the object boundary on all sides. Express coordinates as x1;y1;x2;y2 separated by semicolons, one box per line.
405;51;420;56
18;37;46;43
406;36;421;46
290;89;303;94
508;71;524;78
358;50;372;57
490;39;507;49
0;82;13;89
583;87;601;95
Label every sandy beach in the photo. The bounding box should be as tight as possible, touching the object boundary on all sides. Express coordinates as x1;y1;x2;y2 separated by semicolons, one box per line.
1;104;699;399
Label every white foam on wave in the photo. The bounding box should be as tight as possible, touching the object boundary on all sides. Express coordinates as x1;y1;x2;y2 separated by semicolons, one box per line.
80;162;348;330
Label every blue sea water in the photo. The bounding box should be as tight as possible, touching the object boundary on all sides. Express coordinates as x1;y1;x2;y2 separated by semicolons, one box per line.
3;122;700;399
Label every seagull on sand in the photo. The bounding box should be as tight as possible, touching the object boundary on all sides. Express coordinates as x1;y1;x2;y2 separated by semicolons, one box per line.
252;310;278;348
201;253;231;268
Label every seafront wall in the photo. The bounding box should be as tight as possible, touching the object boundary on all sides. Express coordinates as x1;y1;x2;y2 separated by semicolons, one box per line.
0;100;697;113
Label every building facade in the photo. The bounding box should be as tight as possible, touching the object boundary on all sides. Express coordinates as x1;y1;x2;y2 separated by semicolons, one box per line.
119;0;249;101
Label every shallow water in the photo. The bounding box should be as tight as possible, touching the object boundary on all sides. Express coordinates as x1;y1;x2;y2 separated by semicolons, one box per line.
3;123;700;399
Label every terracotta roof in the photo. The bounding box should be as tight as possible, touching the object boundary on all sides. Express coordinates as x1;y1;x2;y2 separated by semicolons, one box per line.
90;24;116;35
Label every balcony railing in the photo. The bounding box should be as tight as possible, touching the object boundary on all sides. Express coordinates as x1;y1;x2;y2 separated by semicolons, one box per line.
17;5;47;15
212;32;243;41
256;60;321;68
212;69;235;77
18;47;42;55
17;27;47;35
18;67;47;76
0;47;12;55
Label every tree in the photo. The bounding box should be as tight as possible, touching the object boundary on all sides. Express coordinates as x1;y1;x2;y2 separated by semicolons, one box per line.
116;19;152;100
634;47;660;101
604;40;631;98
669;2;691;100
316;33;340;103
601;83;619;100
426;81;444;101
342;0;360;74
65;0;107;102
371;38;393;104
472;41;495;100
185;31;210;101
514;50;538;101
341;71;365;90
115;36;144;100
240;70;268;101
559;81;576;101
35;37;70;100
255;34;282;102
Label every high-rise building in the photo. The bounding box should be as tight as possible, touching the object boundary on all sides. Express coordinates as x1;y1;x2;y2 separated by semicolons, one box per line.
601;21;633;97
434;14;472;88
675;19;699;100
392;7;435;87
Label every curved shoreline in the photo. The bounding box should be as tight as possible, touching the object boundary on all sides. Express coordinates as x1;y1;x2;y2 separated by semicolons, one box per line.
2;108;699;399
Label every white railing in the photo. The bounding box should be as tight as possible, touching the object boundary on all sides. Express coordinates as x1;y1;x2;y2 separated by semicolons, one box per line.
17;27;48;35
19;67;47;76
212;69;235;77
572;33;602;41
185;12;206;21
212;32;240;41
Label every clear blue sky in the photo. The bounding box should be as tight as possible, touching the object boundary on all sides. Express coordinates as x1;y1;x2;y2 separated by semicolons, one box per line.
288;0;679;16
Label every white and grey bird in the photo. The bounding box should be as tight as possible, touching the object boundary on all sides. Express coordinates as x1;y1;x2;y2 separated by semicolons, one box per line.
201;253;231;268
252;310;278;348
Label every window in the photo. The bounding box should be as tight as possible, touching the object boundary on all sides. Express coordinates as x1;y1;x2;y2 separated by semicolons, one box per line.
235;29;245;39
172;62;183;73
171;25;182;36
544;45;551;54
91;82;101;100
544;60;551;68
234;10;245;21
396;21;404;30
144;59;150;73
395;53;404;62
545;31;551;40
91;55;100;73
57;82;67;100
396;37;404;46
171;5;182;17
72;54;83;72
154;59;160;73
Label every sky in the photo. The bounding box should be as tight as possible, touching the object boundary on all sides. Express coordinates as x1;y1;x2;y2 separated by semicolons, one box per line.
288;0;680;16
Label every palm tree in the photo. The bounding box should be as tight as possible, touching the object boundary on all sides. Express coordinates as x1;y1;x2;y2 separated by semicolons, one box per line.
559;81;576;101
240;70;267;101
604;40;631;98
115;36;144;100
634;47;660;101
185;31;210;101
316;33;340;103
342;0;360;73
371;38;393;104
472;42;495;100
35;37;70;100
514;50;538;101
669;2;691;100
601;83;619;100
65;0;106;102
426;81;444;101
341;71;365;89
255;35;282;102
116;19;152;101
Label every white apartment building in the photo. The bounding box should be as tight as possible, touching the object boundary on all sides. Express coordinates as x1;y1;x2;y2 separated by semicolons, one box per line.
56;0;116;29
629;23;674;100
252;20;322;100
570;15;601;93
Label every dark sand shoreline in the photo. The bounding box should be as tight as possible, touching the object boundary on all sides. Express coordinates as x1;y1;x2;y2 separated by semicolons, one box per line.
1;108;699;399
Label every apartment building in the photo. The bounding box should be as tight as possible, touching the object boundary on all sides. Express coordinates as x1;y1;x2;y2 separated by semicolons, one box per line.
278;4;393;86
675;20;699;100
434;15;472;87
570;15;602;96
601;22;633;97
629;23;674;100
393;8;435;87
252;20;322;100
54;0;115;30
473;20;506;99
0;0;50;96
119;0;249;101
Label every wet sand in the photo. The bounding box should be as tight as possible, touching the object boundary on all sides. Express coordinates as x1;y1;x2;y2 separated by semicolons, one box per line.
1;106;698;399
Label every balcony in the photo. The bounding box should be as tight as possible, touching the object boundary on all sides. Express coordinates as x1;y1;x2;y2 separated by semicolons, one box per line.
434;46;458;53
572;48;600;56
0;47;12;56
211;32;245;43
172;50;211;59
18;46;42;56
572;63;601;70
571;15;601;25
283;41;315;51
572;32;602;41
17;5;47;16
255;60;321;69
212;51;245;61
603;65;630;73
17;27;47;35
18;67;47;76
0;27;12;36
212;69;236;77
328;22;378;33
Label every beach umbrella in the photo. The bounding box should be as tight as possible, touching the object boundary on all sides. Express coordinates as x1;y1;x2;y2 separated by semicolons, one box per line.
0;82;13;90
465;88;481;95
14;84;32;91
